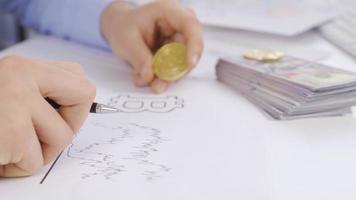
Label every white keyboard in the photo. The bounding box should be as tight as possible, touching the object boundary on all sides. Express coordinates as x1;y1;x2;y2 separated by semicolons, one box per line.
319;1;356;59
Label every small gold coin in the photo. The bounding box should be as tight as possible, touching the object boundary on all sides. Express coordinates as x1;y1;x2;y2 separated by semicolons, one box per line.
153;43;188;81
243;49;285;62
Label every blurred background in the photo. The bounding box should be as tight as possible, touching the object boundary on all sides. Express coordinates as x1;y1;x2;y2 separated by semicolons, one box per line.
0;0;355;54
0;12;23;49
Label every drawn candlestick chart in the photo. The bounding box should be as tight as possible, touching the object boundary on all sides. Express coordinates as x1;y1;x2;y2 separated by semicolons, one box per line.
66;122;171;181
40;95;184;184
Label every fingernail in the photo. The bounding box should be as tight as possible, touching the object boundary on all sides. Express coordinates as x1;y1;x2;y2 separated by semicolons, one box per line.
153;80;168;93
140;63;150;79
191;53;201;68
133;73;147;86
135;78;147;86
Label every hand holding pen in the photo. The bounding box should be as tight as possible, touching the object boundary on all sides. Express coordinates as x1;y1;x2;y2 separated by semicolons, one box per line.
46;98;118;114
0;56;97;177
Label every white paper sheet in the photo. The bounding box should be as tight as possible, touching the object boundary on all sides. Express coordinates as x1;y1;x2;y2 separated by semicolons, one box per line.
0;37;271;200
182;0;346;36
1;36;356;200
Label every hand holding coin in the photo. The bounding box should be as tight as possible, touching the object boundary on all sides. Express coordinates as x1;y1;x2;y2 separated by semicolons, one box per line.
101;0;204;93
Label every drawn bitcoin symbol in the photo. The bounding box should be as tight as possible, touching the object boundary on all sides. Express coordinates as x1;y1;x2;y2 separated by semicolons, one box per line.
107;95;184;113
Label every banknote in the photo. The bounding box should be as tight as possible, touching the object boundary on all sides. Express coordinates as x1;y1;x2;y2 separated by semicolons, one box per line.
220;56;356;90
216;53;356;120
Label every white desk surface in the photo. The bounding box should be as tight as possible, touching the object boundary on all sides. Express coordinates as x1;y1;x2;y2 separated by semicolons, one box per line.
0;28;356;200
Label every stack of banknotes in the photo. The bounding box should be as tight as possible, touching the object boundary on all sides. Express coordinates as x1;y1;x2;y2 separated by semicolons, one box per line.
216;53;356;120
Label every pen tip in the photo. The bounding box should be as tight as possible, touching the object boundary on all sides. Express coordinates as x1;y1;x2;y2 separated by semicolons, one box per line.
95;104;119;113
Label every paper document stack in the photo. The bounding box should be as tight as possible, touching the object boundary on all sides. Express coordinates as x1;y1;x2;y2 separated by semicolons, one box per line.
216;53;356;120
183;0;346;36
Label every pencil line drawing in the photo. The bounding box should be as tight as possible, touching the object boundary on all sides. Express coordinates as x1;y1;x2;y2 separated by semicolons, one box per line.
39;152;63;184
107;95;184;113
64;122;171;181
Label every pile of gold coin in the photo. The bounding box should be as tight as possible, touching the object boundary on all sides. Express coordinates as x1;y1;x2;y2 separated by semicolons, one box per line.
243;49;285;62
153;43;189;81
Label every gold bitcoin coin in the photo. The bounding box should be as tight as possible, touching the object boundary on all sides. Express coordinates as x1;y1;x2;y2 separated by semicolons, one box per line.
153;43;188;81
243;49;284;62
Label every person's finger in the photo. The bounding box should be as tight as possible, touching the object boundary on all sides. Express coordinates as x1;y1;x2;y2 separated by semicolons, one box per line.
58;100;93;133
0;112;43;177
162;5;204;69
111;29;154;86
36;66;94;105
171;33;185;43
179;16;203;70
0;131;43;177
133;72;148;86
30;95;74;164
157;19;175;38
38;60;86;76
151;78;173;94
35;65;96;133
185;7;197;17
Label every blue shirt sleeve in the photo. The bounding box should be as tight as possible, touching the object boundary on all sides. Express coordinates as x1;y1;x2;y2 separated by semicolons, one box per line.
0;0;114;49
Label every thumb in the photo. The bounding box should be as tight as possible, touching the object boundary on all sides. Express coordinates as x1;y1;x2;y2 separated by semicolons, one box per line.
112;30;154;86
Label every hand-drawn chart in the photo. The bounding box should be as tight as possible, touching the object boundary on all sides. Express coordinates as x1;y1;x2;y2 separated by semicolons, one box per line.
107;95;184;113
41;121;170;184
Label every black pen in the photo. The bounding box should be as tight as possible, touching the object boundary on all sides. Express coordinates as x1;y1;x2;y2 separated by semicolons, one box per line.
46;98;118;113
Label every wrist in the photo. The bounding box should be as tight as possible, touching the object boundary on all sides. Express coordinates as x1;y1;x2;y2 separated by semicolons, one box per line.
101;1;136;44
